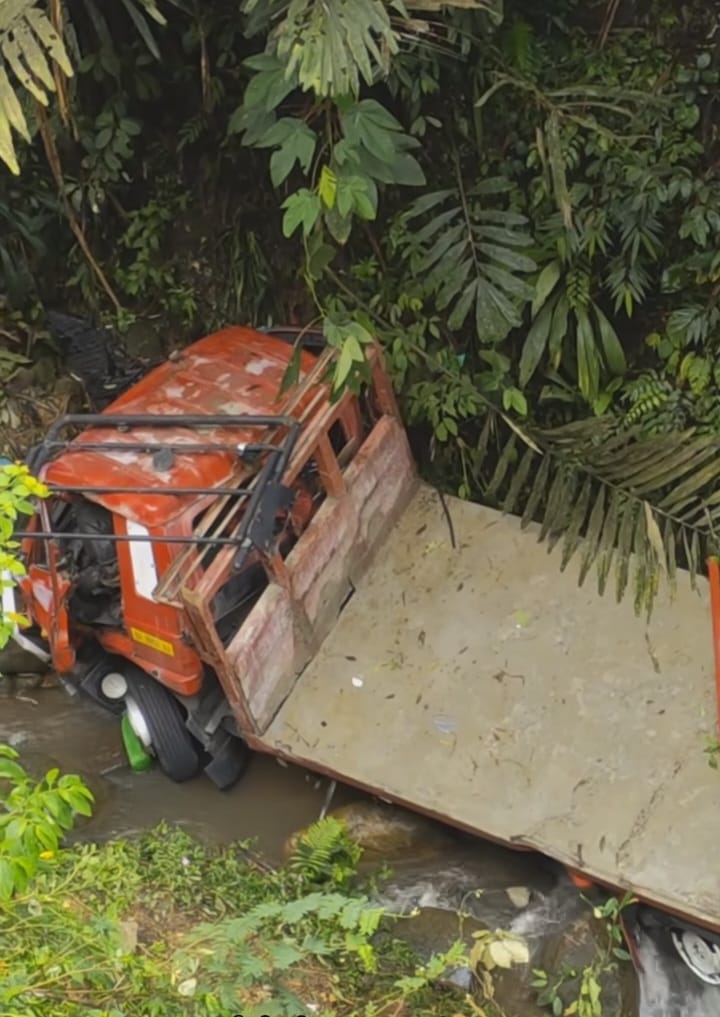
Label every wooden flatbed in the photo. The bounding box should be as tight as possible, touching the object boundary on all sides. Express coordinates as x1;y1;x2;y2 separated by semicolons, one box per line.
264;484;720;930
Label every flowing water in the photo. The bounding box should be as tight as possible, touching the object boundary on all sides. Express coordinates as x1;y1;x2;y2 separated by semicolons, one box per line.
1;683;718;1017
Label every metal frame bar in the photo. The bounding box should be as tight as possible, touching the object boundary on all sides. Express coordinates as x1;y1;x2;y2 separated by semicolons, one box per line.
13;531;269;546
19;413;302;560
46;486;256;497
28;414;298;469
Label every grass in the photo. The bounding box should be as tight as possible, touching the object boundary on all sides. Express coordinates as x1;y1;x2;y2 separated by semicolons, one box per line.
0;821;481;1017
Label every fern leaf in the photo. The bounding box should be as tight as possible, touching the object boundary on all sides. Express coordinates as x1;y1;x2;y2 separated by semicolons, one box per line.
595;489;620;596
547;481;578;553
2;34;47;104
659;453;720;515
0;101;17;173
630;438;714;495
119;0;160;60
643;501;666;571
679;485;720;526
686;527;702;591
663;515;677;592
273;0;398;98
615;498;638;602
632;508;653;617
11;23;55;92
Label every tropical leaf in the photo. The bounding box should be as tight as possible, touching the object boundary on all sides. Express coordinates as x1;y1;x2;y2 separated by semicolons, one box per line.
256;0;399;99
403;176;536;345
0;0;73;173
519;271;626;403
477;414;720;615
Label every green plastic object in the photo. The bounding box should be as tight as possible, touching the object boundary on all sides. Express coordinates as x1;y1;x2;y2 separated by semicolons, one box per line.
121;712;153;772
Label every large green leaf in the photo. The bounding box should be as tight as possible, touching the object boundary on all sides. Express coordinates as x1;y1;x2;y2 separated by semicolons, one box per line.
519;294;556;386
339;99;425;187
403;180;536;345
255;117;318;187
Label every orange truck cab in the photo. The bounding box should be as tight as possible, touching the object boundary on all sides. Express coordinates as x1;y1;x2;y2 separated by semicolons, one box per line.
7;324;405;788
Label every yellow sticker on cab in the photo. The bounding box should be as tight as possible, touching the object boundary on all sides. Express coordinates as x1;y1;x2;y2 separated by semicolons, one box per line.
130;627;175;657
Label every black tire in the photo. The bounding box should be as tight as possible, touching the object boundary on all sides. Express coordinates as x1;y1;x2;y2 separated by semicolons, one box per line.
124;669;201;783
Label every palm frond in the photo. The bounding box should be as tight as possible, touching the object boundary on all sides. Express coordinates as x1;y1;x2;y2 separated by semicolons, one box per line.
0;0;72;174
479;415;720;614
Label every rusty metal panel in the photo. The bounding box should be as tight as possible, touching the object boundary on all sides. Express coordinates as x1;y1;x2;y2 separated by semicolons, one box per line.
343;416;419;575
263;484;720;932
237;416;418;733
224;583;304;731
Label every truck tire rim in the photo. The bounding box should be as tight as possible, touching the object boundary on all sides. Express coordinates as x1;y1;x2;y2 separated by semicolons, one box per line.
125;695;153;751
100;672;128;701
671;929;720;984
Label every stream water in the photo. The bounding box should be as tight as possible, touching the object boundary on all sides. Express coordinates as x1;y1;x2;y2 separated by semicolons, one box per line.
1;684;718;1017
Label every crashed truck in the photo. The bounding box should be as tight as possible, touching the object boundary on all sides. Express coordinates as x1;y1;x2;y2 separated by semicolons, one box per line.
3;324;720;986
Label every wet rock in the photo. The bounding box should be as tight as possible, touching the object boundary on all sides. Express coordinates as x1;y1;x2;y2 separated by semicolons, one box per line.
0;673;59;698
393;904;480;984
489;907;639;1017
0;639;51;678
283;799;456;860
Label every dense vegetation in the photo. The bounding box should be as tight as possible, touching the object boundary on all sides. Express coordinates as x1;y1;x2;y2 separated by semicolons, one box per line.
2;0;720;610
0;746;535;1017
0;743;638;1017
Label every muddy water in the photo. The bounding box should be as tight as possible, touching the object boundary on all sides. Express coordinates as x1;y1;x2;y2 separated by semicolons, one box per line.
1;685;718;1017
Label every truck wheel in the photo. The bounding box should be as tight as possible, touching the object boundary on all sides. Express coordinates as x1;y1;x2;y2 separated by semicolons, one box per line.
671;928;720;985
124;670;201;783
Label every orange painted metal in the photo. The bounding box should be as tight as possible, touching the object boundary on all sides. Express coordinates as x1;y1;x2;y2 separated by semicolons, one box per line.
41;328;320;527
567;868;595;890
708;556;720;738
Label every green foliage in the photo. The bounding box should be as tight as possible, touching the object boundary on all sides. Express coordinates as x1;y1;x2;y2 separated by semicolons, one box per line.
0;744;93;898
113;189;197;324
474;412;720;614
0;0;168;174
531;892;633;1017
3;0;720;609
0;814;476;1017
520;260;626;409
0;0;72;174
243;0;401;99
232;61;426;257
0;463;47;649
286;815;363;889
402;178;536;344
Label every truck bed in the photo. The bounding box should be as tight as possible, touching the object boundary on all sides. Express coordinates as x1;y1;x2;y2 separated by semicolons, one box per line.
264;484;720;928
